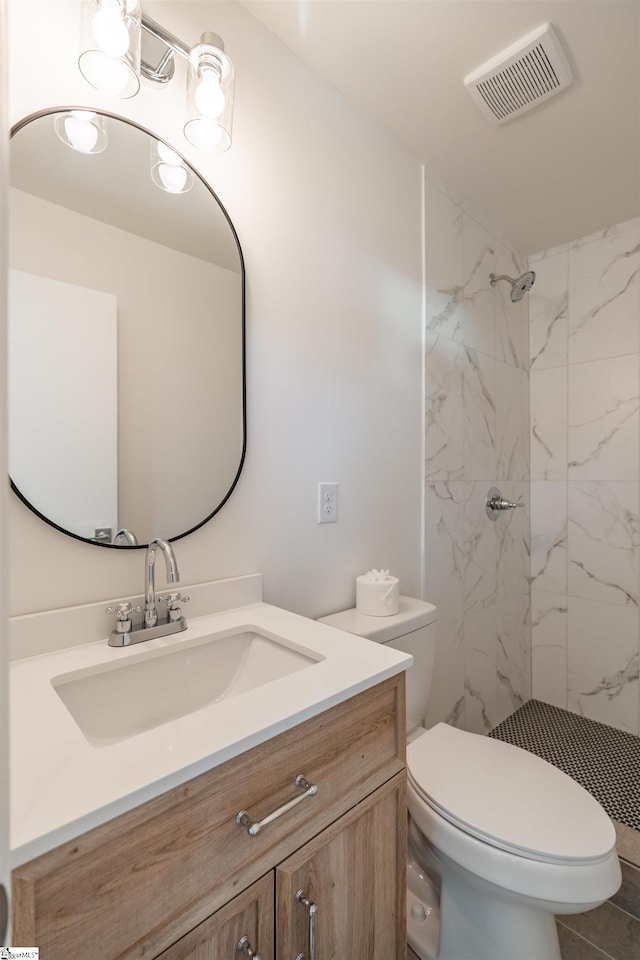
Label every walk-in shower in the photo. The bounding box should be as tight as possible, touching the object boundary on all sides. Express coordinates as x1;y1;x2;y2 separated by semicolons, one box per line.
489;270;536;302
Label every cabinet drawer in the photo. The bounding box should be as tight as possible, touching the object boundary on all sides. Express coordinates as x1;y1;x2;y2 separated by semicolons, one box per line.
13;674;405;960
156;873;274;960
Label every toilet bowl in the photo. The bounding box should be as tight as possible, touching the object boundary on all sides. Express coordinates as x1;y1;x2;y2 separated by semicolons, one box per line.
320;598;621;960
407;723;620;959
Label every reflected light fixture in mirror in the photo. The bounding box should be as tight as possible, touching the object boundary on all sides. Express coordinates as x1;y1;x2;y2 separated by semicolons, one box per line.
78;2;235;152
53;111;108;155
150;141;194;194
79;0;142;99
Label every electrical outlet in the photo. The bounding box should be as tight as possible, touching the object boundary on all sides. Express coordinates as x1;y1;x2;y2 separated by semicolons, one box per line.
317;482;339;523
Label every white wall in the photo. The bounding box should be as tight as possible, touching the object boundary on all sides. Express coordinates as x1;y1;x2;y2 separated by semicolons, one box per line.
7;0;423;619
529;217;640;735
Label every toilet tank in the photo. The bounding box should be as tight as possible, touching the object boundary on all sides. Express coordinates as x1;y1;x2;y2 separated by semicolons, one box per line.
319;597;437;734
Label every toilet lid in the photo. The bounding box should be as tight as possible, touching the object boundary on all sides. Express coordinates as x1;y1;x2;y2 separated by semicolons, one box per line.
407;724;616;863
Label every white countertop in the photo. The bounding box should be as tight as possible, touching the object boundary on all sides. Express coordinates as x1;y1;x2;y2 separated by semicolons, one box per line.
10;600;411;867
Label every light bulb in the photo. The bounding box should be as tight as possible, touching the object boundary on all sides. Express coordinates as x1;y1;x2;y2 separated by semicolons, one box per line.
194;68;225;119
54;111;107;154
64;114;100;153
90;53;132;96
157;163;189;194
184;118;224;151
92;2;129;58
157;142;183;166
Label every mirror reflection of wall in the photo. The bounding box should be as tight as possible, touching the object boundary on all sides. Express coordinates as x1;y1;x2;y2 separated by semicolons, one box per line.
9;268;118;539
8;110;245;547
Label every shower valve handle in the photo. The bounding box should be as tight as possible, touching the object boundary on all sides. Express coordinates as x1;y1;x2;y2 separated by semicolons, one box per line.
489;495;523;511
485;487;525;520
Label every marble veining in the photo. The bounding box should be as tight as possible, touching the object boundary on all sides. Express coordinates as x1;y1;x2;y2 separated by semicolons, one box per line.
425;482;465;623
424;173;530;736
579;655;640;701
568;228;640;364
530;217;640;733
530;367;568;480
568;482;640;608
568;597;639;733
531;591;568;709
463;482;497;615
568;356;639;480
425;179;464;342
425;617;465;730
462;215;495;357
529;250;568;372
425;332;464;482
530;296;568;370
496;595;531;719
463;347;496;480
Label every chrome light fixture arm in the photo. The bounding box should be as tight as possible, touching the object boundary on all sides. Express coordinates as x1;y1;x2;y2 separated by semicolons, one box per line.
139;14;191;84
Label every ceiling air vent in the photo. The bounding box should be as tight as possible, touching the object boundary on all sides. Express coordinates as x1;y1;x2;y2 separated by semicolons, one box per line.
464;23;573;125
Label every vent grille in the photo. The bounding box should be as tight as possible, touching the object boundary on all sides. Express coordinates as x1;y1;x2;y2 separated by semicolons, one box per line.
464;24;573;125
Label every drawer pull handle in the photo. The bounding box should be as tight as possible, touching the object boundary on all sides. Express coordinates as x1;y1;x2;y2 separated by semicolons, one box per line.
295;888;317;960
236;775;317;836
236;935;261;959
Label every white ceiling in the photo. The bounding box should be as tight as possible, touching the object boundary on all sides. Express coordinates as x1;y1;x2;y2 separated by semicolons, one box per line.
238;0;640;254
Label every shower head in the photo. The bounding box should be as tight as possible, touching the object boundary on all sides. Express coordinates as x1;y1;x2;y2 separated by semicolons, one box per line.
489;271;536;302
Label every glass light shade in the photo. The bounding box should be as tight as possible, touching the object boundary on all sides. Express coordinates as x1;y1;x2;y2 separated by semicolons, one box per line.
53;111;108;154
184;35;234;152
79;0;141;99
150;140;194;194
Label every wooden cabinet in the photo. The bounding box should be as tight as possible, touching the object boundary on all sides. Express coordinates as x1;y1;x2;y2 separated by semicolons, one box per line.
12;676;406;960
276;774;406;960
156;874;274;960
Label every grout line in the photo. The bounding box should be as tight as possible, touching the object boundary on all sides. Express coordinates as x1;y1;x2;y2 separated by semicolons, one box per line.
556;920;617;960
605;899;640;926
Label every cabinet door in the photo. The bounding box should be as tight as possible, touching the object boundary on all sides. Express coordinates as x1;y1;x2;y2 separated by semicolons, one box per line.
276;773;406;960
156;873;274;960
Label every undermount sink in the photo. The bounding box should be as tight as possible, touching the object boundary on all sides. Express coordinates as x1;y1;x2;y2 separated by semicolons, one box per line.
52;628;322;746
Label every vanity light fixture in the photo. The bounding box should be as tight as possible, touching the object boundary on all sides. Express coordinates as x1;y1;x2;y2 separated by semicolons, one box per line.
183;33;234;153
53;111;108;154
79;0;142;99
78;2;235;152
150;141;194;194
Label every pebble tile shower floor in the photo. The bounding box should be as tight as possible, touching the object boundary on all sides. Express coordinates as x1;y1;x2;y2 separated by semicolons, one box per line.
490;699;640;960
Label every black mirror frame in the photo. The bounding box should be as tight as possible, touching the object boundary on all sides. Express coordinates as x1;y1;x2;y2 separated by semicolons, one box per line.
9;106;246;549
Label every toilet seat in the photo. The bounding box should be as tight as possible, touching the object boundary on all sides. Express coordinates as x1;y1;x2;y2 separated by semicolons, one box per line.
407;724;616;865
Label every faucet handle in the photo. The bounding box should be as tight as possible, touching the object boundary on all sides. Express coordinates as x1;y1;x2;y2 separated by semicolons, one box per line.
107;602;142;637
159;592;190;610
159;593;189;624
107;602;142;620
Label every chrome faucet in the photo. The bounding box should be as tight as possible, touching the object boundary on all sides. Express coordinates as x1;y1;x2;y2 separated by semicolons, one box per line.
107;537;189;647
145;538;179;628
113;527;138;546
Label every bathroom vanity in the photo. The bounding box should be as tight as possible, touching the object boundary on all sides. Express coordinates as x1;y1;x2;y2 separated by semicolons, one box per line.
9;580;410;959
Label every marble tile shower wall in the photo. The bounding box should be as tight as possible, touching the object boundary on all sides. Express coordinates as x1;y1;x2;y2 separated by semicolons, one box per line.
529;217;640;735
423;178;531;735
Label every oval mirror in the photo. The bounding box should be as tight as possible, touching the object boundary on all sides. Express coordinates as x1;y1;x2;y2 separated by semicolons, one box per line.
8;109;245;547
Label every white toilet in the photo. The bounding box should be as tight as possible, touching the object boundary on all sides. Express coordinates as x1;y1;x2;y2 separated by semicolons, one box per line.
320;598;621;960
